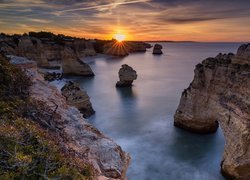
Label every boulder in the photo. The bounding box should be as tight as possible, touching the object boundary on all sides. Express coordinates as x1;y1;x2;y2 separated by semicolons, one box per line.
116;64;137;87
153;44;163;55
61;81;95;118
174;44;250;179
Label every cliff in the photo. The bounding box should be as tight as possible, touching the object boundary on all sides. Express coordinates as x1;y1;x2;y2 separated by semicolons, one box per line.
0;54;130;179
174;44;250;179
0;34;94;76
97;40;151;56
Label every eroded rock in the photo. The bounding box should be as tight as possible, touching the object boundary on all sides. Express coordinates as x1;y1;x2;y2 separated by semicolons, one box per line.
174;44;250;179
61;81;95;118
153;44;163;55
116;64;137;87
232;43;250;64
0;35;94;76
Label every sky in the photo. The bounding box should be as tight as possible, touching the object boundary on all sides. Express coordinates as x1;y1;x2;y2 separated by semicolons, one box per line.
0;0;250;41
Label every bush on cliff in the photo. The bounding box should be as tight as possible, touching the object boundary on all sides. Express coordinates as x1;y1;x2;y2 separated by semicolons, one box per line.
0;55;93;179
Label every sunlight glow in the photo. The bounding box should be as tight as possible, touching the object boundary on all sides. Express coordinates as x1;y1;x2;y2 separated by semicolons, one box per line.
114;33;126;42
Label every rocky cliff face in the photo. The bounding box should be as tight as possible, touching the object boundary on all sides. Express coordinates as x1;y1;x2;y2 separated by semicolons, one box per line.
174;44;250;179
9;55;130;179
103;40;151;56
0;35;94;76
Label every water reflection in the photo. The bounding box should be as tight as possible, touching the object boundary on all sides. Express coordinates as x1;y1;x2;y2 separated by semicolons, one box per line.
116;86;137;99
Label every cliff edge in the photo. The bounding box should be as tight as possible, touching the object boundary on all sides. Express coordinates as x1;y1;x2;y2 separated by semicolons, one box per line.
174;44;250;179
1;54;130;179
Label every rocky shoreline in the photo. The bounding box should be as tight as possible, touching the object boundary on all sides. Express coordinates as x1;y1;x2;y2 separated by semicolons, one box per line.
0;32;152;77
6;54;130;179
174;44;250;179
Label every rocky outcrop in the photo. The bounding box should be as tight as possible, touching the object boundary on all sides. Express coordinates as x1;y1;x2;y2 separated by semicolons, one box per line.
174;44;250;179
103;40;151;56
232;43;250;65
128;42;151;52
61;81;95;118
103;40;129;56
153;44;163;55
70;39;96;58
0;35;94;76
9;55;130;179
116;64;137;87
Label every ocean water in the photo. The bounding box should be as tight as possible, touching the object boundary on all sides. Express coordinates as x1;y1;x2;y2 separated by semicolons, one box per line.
68;43;242;180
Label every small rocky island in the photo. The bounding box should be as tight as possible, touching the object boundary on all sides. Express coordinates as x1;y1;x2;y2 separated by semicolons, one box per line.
174;44;250;179
153;44;163;55
116;64;137;87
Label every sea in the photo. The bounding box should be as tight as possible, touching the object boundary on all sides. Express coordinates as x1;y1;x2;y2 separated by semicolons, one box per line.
66;42;242;180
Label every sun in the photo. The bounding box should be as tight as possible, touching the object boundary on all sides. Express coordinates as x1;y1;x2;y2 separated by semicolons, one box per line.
114;33;126;42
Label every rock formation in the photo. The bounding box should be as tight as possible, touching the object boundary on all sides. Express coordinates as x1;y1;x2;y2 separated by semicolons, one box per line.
70;39;96;58
61;81;95;118
9;55;130;179
153;44;163;55
116;64;137;87
103;40;151;56
127;42;151;52
103;40;129;56
174;44;250;179
0;34;94;76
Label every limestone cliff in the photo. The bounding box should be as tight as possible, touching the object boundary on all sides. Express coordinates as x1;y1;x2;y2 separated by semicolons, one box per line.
9;55;130;179
103;40;151;56
0;35;94;76
174;44;250;179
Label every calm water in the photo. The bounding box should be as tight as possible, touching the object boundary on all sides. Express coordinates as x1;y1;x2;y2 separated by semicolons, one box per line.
69;43;242;180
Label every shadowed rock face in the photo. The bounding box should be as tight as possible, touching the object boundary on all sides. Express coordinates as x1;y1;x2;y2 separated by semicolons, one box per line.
153;44;163;55
103;40;151;56
0;35;94;76
61;81;95;118
10;55;130;179
116;64;137;87
174;44;250;179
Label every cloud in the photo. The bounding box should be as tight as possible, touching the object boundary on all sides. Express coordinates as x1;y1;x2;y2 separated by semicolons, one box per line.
0;0;250;41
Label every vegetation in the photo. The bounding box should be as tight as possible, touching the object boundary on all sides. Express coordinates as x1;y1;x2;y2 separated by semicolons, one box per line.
0;54;93;179
28;31;86;45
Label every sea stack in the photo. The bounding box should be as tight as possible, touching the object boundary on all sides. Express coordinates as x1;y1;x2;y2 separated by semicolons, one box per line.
174;44;250;179
116;64;137;87
61;81;95;118
153;44;163;55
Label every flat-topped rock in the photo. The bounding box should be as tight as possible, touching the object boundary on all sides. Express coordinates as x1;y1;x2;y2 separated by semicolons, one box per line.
116;64;137;87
